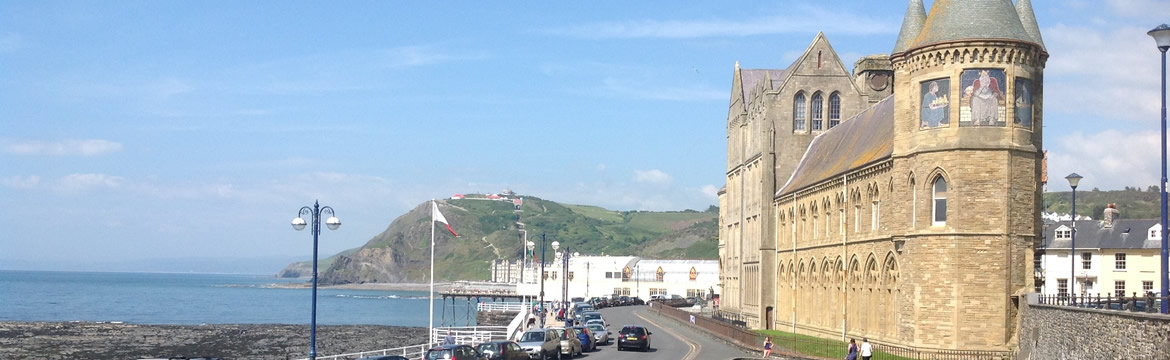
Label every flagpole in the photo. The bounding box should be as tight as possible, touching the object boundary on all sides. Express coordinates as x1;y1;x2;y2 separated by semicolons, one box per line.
429;199;436;346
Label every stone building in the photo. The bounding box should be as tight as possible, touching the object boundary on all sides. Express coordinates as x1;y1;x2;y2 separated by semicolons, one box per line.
718;0;1046;352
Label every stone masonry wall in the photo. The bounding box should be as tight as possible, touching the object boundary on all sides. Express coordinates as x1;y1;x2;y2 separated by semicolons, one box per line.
1018;295;1170;360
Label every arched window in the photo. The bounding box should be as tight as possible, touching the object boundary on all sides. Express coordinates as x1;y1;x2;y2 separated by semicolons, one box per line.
656;267;664;281
829;93;841;128
910;177;917;228
811;93;824;131
794;93;807;131
932;177;948;225
872;187;880;231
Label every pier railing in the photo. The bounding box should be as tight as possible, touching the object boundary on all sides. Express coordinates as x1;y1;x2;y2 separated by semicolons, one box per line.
431;325;509;346
477;301;527;312
300;343;429;360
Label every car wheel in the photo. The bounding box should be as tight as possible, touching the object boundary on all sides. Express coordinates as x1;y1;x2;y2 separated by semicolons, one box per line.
555;347;562;360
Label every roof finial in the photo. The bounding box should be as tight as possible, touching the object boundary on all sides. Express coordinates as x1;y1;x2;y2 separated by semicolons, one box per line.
1016;0;1046;50
892;0;927;54
734;60;740;70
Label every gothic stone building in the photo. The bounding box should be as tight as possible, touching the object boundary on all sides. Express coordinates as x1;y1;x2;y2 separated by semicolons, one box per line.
718;0;1046;352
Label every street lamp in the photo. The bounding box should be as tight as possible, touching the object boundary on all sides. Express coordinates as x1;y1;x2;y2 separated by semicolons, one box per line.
526;240;536;284
551;241;562;312
519;230;528;284
291;201;341;360
1066;173;1082;303
1150;23;1170;313
539;234;547;328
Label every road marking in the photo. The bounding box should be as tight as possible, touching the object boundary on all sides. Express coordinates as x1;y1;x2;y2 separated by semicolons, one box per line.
634;308;701;360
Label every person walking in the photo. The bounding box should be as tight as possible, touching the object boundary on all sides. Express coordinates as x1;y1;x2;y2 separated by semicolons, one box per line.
846;338;858;360
859;338;873;360
762;336;773;357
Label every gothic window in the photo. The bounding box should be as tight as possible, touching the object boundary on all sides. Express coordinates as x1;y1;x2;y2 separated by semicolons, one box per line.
871;188;881;230
811;92;824;131
932;177;947;225
829;93;841;128
910;177;917;228
794;93;807;131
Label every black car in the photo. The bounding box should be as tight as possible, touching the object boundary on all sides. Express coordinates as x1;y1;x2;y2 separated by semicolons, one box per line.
616;325;652;352
358;356;410;360
630;297;645;305
426;344;486;360
475;340;527;360
618;295;631;306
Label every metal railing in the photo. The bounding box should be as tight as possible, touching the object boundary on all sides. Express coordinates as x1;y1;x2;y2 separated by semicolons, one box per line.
430;326;509;347
477;301;527;312
298;343;429;360
1038;292;1170;313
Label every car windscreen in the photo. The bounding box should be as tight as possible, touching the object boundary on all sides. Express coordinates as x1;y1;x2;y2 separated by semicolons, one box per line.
558;329;573;338
520;332;544;342
582;313;601;321
621;327;645;336
425;349;454;360
587;324;604;332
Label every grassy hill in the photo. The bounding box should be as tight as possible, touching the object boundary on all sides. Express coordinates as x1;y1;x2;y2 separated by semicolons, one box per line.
1043;187;1164;220
281;195;719;284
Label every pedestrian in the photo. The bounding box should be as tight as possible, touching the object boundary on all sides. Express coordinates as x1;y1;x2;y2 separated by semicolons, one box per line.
860;338;873;360
846;338;858;360
762;336;773;357
443;334;455;345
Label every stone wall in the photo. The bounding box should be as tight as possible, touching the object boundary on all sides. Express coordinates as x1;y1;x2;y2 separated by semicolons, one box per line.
476;310;518;327
1017;294;1170;359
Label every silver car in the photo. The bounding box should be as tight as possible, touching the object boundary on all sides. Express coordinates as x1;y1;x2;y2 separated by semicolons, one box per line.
550;327;582;358
517;328;561;360
586;323;609;345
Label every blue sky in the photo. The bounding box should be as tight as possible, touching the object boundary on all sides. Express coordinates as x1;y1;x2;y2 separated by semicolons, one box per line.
2;0;1169;271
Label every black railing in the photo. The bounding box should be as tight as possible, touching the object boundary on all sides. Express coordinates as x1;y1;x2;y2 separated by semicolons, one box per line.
1038;292;1170;313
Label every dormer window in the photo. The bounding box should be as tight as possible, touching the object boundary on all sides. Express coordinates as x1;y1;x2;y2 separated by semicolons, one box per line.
1055;226;1072;241
1150;224;1163;241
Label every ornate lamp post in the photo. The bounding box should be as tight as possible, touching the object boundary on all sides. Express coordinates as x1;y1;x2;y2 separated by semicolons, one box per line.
526;240;536;284
1066;173;1082;303
551;241;562;311
291;201;341;360
539;234;547;328
1149;23;1170;313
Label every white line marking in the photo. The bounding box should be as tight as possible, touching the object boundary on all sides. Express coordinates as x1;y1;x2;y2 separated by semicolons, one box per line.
634;309;701;360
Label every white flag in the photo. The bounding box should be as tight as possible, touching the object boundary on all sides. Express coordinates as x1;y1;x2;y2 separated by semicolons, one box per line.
432;202;459;237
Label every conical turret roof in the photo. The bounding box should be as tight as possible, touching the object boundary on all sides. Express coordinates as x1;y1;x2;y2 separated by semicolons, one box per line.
892;0;927;54
912;0;1036;50
1015;0;1045;50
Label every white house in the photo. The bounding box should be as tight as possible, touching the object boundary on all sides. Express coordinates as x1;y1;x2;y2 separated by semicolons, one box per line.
505;255;719;302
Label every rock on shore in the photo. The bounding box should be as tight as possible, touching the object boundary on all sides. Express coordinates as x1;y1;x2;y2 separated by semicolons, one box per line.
0;322;427;360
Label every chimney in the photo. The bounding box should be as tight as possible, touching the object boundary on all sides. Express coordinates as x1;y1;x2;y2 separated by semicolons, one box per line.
1103;203;1120;228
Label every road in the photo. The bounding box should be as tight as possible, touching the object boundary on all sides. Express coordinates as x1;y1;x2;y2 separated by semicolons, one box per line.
556;304;755;360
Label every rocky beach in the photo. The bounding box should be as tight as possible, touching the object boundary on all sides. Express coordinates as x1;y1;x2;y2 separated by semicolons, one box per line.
0;321;428;360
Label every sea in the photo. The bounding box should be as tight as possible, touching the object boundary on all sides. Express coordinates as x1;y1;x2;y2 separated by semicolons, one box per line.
0;270;480;327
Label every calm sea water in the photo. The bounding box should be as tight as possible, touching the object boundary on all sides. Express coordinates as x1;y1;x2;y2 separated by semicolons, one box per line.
0;270;480;327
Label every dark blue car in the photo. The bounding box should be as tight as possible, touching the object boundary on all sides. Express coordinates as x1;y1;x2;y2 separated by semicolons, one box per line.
572;325;595;352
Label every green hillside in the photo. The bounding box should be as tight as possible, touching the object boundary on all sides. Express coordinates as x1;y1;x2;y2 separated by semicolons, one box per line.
1044;187;1163;219
285;195;720;284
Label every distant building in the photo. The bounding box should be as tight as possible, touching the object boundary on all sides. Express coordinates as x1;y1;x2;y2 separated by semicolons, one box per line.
495;255;718;301
1040;205;1163;299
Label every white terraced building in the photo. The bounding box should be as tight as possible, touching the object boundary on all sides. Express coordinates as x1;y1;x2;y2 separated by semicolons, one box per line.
494;255;719;302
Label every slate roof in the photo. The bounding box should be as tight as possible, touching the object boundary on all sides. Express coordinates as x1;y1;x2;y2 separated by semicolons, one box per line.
892;0;927;54
910;0;1037;50
1043;219;1162;250
739;69;788;111
776;95;895;196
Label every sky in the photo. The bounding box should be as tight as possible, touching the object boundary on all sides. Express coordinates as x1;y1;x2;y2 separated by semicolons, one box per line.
2;0;1169;272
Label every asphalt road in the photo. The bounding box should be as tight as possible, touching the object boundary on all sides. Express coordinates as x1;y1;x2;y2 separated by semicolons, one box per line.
554;304;755;360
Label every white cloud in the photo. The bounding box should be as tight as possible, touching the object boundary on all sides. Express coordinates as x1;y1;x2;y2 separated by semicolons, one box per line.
1046;130;1164;191
3;139;123;156
1044;24;1164;123
634;169;673;185
58;173;123;192
546;7;896;39
1;175;40;189
700;184;720;200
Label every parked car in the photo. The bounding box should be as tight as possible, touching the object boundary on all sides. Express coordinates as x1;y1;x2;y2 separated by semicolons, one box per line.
596;298;610;308
630;297;645;305
572;325;596;352
665;295;689;307
551;327;583;358
579;311;605;327
571;297;585;303
517;328;561;360
616;325;652;352
426;344;486;360
585;323;610;345
584;319;605;328
474;341;527;360
359;356;409;360
618;295;631;306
